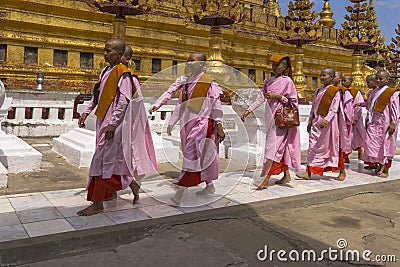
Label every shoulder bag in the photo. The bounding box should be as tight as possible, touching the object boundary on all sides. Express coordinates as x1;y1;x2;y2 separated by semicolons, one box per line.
275;100;300;127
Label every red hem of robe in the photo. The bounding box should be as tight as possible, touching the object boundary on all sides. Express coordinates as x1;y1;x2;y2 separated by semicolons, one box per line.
177;119;214;187
365;160;392;169
268;160;288;176
87;175;122;202
307;151;346;176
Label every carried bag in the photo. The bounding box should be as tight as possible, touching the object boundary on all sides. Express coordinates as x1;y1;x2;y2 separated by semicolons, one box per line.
275;100;300;127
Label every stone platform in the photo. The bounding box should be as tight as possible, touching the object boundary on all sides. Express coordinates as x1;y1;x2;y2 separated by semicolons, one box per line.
0;157;399;244
0;131;42;174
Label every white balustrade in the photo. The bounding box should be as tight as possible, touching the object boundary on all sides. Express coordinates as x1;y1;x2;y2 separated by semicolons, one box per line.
2;89;79;137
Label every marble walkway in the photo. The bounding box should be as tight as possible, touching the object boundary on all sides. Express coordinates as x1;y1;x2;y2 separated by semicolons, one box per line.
1;157;399;243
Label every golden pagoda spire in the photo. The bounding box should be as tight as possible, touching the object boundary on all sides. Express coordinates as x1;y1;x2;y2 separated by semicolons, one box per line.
388;24;400;85
318;0;335;27
362;0;390;70
338;0;380;92
264;0;282;17
279;0;322;98
365;0;385;48
389;24;400;59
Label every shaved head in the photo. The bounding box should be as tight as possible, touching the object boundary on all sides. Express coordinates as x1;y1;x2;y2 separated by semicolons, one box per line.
376;70;389;78
124;45;133;58
323;68;335;77
190;52;207;62
335;71;343;78
343;74;353;81
366;74;376;81
104;38;125;67
108;38;126;54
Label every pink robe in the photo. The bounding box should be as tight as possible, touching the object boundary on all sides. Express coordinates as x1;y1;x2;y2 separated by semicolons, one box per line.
307;86;341;168
338;90;354;154
352;90;365;150
84;65;156;189
122;76;157;179
247;75;301;176
363;86;400;164
154;73;223;183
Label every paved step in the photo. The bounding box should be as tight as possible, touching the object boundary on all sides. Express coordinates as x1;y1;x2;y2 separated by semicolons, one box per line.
1;158;400;265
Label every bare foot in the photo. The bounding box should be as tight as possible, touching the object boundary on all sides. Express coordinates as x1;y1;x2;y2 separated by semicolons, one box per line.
379;172;388;178
170;196;181;205
335;171;346;181
171;186;185;205
296;172;311;180
275;172;291;185
254;184;268;190
275;170;292;184
374;165;383;174
255;176;270;190
379;166;388;178
77;202;103;216
196;184;216;195
104;192;117;201
358;150;363;160
129;181;140;205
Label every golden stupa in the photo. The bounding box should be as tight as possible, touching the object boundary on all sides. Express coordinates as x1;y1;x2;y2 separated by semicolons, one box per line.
0;0;361;99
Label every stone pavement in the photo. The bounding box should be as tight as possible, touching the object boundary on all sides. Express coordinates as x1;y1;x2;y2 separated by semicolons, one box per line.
0;157;399;243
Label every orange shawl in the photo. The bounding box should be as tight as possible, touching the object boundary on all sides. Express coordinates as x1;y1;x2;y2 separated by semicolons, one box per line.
350;87;360;101
95;64;131;121
317;86;341;117
374;87;399;113
183;73;214;113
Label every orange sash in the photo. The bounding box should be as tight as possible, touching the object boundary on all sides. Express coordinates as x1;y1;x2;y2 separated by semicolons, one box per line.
317;86;341;117
374;87;399;113
183;73;214;113
350;87;359;100
95;64;130;121
338;85;348;93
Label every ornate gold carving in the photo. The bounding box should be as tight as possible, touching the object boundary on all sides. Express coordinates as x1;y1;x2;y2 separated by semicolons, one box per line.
1;0;358;100
318;0;335;28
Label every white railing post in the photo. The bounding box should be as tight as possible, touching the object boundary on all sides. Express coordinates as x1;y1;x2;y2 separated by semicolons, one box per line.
15;107;25;120
64;108;74;121
32;107;42;120
48;108;59;121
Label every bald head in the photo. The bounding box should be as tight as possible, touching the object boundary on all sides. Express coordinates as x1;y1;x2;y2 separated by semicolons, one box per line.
366;74;376;81
332;70;343;86
190;52;207;62
320;68;335;87
376;70;390;88
104;38;125;67
376;70;389;78
108;38;126;54
323;68;335;77
121;45;134;68
366;74;377;89
342;74;353;88
343;74;353;81
124;45;133;59
186;52;207;76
